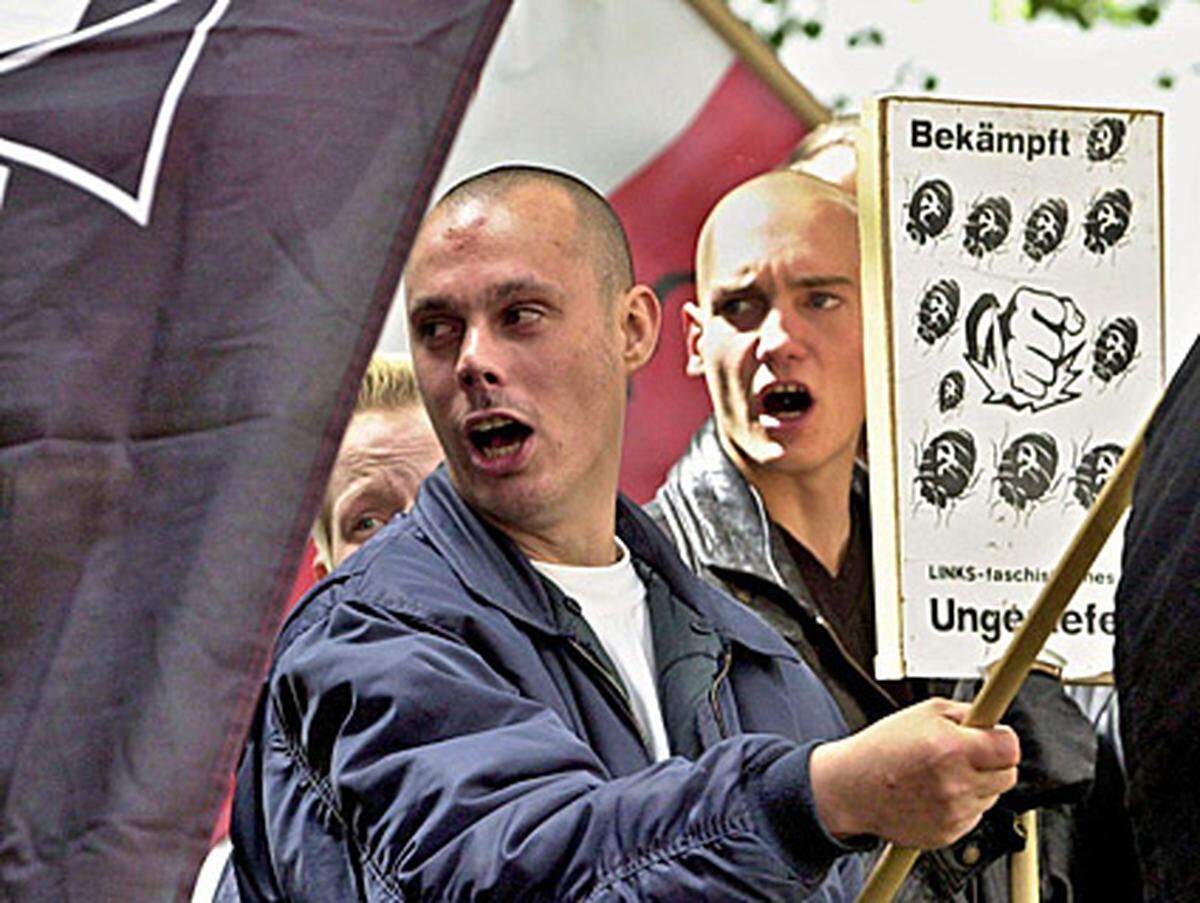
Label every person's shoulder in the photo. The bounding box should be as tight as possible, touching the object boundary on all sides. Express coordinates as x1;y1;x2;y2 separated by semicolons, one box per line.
642;419;741;562
343;513;455;604
622;500;847;733
654;418;726;501
696;577;806;662
274;515;464;665
641;493;669;536
643;445;686;532
1147;334;1200;452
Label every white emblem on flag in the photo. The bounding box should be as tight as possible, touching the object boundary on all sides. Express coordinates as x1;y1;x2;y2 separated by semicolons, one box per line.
0;0;230;226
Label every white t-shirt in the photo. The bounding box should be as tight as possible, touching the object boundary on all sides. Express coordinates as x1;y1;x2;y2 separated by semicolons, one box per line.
531;539;672;762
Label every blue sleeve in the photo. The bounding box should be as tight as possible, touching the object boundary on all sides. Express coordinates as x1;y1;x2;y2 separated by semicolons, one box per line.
253;600;858;901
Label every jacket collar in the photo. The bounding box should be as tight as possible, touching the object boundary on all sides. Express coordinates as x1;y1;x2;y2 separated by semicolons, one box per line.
410;466;561;636
617;494;787;657
411;465;787;659
658;418;798;591
656;418;870;604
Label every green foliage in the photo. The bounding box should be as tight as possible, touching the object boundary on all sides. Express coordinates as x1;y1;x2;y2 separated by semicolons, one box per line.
768;16;822;47
727;0;1181;96
846;26;885;47
732;0;823;47
1024;0;1164;28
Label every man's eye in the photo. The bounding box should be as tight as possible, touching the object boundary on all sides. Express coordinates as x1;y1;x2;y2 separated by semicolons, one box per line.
351;515;385;536
415;319;459;345
503;305;544;328
715;296;765;327
809;292;844;311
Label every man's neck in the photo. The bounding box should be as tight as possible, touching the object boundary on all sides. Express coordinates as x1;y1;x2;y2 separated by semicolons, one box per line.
741;455;856;577
483;506;621;568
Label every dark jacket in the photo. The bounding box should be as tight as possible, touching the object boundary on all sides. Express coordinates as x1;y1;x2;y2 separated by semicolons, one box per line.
647;421;891;734
227;467;866;901
648;420;1096;902
1116;334;1200;902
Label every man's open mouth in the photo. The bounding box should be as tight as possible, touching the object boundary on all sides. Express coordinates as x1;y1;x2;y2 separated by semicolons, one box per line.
467;415;533;460
759;383;813;419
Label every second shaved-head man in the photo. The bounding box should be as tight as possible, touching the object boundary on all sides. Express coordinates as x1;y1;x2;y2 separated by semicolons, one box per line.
651;170;1096;900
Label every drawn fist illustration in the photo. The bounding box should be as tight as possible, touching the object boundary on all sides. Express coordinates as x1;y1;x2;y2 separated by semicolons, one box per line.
965;286;1086;411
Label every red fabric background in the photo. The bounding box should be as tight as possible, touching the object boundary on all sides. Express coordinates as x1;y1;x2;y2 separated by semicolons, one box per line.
613;60;808;503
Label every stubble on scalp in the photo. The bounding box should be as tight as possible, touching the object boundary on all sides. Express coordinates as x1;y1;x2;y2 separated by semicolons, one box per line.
424;165;635;308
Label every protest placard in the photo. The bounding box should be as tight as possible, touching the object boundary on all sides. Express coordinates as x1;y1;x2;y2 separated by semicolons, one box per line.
859;95;1163;679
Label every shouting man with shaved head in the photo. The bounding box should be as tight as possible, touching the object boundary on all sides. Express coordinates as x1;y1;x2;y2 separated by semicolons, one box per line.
650;169;1097;899
227;165;1028;901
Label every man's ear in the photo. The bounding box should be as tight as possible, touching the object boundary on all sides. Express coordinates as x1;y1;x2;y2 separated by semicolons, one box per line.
683;301;707;377
311;533;331;581
619;284;661;374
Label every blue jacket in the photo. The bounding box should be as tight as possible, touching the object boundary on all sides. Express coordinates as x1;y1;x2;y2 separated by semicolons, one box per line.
228;468;866;900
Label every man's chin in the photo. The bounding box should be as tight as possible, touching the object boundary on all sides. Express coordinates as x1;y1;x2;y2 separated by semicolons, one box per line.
721;428;789;469
725;432;852;483
452;466;545;523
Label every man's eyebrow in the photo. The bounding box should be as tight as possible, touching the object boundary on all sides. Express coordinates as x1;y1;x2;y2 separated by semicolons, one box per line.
332;480;394;525
408;296;453;319
707;270;762;299
409;279;563;317
783;274;855;290
490;277;562;302
337;484;388;514
706;272;855;307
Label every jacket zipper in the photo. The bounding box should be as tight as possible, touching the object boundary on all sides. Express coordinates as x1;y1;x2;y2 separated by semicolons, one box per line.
567;637;653;760
707;648;733;739
748;482;901;713
809;608;901;712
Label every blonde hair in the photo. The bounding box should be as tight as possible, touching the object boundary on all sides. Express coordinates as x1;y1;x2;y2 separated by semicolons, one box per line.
784;115;860;200
311;353;424;569
355;351;421;414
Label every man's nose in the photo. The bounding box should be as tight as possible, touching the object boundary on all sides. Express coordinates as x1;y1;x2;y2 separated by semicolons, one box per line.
755;307;802;361
456;325;503;391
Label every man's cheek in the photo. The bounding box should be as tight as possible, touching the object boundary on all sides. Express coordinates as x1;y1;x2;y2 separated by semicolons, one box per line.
714;369;745;416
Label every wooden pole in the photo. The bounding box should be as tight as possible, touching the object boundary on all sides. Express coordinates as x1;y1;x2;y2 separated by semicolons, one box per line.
857;413;1149;902
681;0;831;127
1009;810;1039;901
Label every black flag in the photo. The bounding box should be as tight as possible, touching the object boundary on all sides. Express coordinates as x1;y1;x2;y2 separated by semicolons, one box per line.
0;1;509;898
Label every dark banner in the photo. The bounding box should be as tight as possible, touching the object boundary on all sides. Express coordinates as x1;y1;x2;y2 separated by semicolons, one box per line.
0;1;508;897
1116;333;1200;900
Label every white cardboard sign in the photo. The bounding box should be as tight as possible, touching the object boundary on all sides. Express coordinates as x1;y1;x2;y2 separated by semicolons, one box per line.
860;95;1163;681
